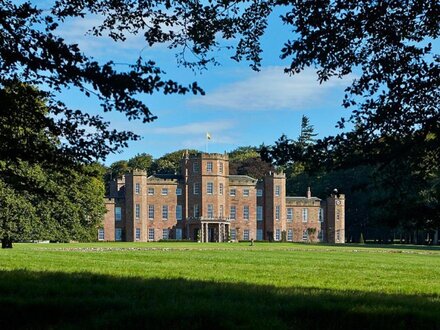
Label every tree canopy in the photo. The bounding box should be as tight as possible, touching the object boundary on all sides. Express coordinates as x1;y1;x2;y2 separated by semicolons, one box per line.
1;1;439;244
2;1;438;171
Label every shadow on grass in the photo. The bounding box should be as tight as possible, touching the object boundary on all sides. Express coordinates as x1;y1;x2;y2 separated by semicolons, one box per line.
0;270;438;329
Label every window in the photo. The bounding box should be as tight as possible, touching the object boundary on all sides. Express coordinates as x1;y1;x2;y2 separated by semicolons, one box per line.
219;183;223;195
275;185;281;196
207;182;214;195
135;228;141;241
207;204;214;218
302;230;308;241
148;188;154;195
287;208;293;222
243;189;250;197
161;188;168;195
243;230;249;240
135;204;140;219
98;228;104;240
176;187;182;195
302;208;308;222
257;206;263;221
230;206;236;220
135;183;140;194
193;183;200;195
257;189;263;197
115;207;122;222
193;204;200;217
275;229;281;241
219;162;223;174
115;228;122;241
219;205;224;218
319;208;324;222
193;162;199;173
176;205;182;220
230;188;236;196
287;229;293;241
163;229;169;240
318;230;323;240
148;205;154;220
162;205;168;220
230;229;236;240
206;161;213;172
148;228;154;240
243;205;249;220
257;229;263;241
275;205;280;221
176;228;182;240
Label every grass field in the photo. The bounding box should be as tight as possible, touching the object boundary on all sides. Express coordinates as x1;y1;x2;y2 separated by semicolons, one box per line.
1;242;439;329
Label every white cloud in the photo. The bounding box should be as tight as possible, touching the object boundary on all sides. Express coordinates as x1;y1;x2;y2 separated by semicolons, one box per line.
56;15;162;58
147;120;238;148
189;66;352;111
150;120;235;136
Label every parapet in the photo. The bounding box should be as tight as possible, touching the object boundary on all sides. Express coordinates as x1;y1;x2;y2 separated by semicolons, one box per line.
190;152;229;161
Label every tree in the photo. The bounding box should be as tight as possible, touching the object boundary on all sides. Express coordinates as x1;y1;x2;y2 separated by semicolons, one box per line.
108;160;130;179
3;1;438;170
128;153;154;173
260;115;317;171
297;115;317;151
0;0;204;170
2;1;439;237
229;147;260;163
228;146;274;179
151;149;199;174
0;179;36;248
0;83;107;247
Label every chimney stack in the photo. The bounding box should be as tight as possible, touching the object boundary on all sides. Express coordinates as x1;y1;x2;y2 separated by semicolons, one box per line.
307;186;312;199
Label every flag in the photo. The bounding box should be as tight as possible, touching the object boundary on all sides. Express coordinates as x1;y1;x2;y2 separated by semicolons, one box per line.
206;132;211;140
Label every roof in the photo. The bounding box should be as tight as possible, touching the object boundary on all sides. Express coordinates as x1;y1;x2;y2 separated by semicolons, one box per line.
147;174;182;183
286;196;321;205
228;175;258;185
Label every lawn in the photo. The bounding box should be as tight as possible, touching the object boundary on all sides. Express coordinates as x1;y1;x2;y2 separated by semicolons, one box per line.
0;242;439;329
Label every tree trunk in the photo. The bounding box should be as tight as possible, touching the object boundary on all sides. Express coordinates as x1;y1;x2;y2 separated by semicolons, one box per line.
434;229;439;245
1;238;13;249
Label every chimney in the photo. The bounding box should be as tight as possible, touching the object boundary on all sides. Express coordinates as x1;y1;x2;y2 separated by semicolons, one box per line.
307;186;312;199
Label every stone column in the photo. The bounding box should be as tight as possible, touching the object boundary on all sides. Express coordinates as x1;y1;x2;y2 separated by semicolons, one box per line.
219;223;223;242
200;222;204;242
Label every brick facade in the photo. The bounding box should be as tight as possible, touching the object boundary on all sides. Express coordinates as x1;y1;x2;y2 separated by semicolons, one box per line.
101;152;345;243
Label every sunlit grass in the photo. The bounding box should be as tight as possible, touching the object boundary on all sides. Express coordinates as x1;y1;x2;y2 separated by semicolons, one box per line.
0;242;439;329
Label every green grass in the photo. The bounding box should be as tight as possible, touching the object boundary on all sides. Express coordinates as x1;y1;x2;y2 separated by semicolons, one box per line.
1;242;439;329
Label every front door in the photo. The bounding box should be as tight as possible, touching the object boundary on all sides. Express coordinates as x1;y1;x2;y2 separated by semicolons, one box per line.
208;227;216;242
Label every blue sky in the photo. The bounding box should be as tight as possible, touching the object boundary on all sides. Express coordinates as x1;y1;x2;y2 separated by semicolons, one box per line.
50;8;358;165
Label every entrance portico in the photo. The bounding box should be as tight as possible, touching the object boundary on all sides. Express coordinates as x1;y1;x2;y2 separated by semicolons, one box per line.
186;217;231;242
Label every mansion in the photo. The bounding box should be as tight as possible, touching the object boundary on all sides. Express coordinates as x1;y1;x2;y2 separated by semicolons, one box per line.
101;152;345;243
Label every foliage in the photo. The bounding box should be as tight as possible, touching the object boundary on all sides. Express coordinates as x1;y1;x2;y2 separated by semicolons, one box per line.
0;1;204;166
0;83;106;247
46;1;439;162
0;180;37;248
229;146;260;163
261;115;317;171
150;149;199;174
108;160;129;179
127;153;154;173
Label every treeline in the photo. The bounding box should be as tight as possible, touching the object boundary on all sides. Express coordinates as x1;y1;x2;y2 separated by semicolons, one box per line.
260;116;440;245
0;83;106;248
104;116;439;245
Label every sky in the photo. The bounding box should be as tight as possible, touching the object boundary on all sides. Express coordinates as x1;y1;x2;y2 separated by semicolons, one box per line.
43;5;357;165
